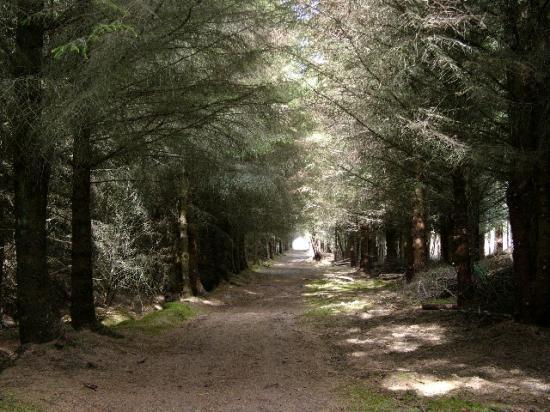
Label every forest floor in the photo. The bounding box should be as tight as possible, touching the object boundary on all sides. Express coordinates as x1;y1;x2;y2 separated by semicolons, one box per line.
1;251;549;411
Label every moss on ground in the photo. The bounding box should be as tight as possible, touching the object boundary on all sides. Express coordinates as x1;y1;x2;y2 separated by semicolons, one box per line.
113;302;196;335
344;385;502;411
0;392;40;412
423;396;500;411
346;386;400;411
304;306;337;318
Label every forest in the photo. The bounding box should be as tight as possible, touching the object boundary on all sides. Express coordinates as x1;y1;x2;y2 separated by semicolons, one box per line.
0;0;549;411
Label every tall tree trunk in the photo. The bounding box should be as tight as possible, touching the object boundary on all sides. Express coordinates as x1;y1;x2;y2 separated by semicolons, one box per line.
14;157;61;342
410;180;428;279
439;213;453;264
70;125;96;329
166;174;190;301
265;237;271;260
368;232;378;269
404;231;414;282
452;169;473;308
385;227;398;270
349;231;357;267
504;1;550;326
534;171;550;325
188;223;206;296
0;211;5;323
359;224;369;271
495;224;503;253
253;232;258;264
467;178;483;262
239;234;248;270
11;0;61;343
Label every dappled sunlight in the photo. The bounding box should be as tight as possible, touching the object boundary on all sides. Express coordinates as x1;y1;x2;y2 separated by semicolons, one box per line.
382;369;550;399
297;247;550;410
358;308;393;320
304;277;391;294
342;323;447;354
384;372;463;396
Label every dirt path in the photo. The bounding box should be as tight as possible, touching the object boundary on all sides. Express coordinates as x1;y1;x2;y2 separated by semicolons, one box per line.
2;252;550;411
0;251;349;411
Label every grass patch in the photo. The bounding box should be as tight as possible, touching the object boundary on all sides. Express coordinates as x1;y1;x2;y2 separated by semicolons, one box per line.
0;392;40;412
345;386;400;411
344;385;501;412
113;302;196;335
424;396;500;411
304;307;337;318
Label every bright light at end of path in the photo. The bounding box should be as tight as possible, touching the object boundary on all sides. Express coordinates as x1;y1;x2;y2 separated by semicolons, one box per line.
292;236;310;251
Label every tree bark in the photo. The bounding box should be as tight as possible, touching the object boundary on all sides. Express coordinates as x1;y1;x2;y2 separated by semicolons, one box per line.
439;213;453;264
0;211;5;323
359;224;369;271
495;224;503;253
70;124;97;329
166;174;190;301
253;232;258;264
385;227;398;270
239;234;248;270
534;171;550;326
504;0;550;326
188;223;206;296
452;169;473;308
11;0;61;343
410;180;428;279
404;231;414;282
348;231;357;267
467;178;483;262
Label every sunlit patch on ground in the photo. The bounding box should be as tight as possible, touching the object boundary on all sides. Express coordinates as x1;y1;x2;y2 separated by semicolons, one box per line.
382;369;550;400
184;296;226;306
343;323;447;354
384;372;469;396
302;271;401;318
343;383;499;411
304;276;393;294
304;299;372;317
